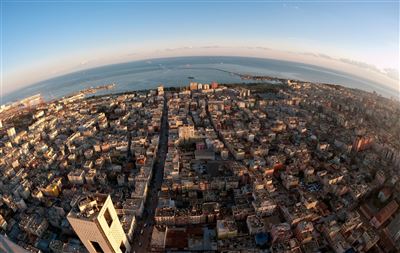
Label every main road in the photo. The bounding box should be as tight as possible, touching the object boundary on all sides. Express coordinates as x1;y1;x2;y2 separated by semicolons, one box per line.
131;93;168;253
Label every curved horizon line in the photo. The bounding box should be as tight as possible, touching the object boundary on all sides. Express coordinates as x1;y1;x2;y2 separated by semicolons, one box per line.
4;54;399;96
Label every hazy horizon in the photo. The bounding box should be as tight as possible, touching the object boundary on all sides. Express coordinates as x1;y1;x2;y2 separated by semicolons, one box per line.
2;50;400;99
3;55;398;106
2;1;399;99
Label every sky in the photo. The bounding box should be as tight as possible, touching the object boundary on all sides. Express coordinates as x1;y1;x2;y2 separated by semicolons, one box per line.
1;0;399;97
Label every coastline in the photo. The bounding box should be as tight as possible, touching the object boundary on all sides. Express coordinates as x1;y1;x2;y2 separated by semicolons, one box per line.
3;56;398;105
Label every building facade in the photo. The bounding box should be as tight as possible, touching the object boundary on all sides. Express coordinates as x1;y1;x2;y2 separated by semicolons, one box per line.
67;194;131;253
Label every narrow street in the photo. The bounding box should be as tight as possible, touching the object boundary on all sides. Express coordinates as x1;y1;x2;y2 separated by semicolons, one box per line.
131;93;168;253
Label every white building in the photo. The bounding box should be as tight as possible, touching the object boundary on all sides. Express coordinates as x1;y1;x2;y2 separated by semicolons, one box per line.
216;219;238;239
7;127;16;139
178;125;195;140
67;194;131;253
67;169;85;185
158;85;164;96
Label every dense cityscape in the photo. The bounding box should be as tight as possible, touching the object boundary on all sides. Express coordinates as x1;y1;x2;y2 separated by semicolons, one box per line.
0;79;399;253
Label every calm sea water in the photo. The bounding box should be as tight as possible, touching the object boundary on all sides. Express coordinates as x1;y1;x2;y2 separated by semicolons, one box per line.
4;56;396;104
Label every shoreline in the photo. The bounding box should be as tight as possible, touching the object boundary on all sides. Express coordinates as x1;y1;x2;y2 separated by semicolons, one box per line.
3;56;398;105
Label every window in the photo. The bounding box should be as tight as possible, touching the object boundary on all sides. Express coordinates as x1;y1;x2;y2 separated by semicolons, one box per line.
104;208;113;227
89;241;104;253
120;242;127;253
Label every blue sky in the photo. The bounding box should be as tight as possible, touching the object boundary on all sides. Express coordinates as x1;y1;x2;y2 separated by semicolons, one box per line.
2;1;399;95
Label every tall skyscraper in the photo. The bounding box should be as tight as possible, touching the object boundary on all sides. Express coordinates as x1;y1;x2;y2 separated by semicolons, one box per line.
67;194;131;253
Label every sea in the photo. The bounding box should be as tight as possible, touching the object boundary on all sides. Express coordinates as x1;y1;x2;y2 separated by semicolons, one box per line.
3;56;397;104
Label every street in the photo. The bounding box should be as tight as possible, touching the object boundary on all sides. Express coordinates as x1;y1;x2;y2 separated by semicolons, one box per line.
131;94;168;253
